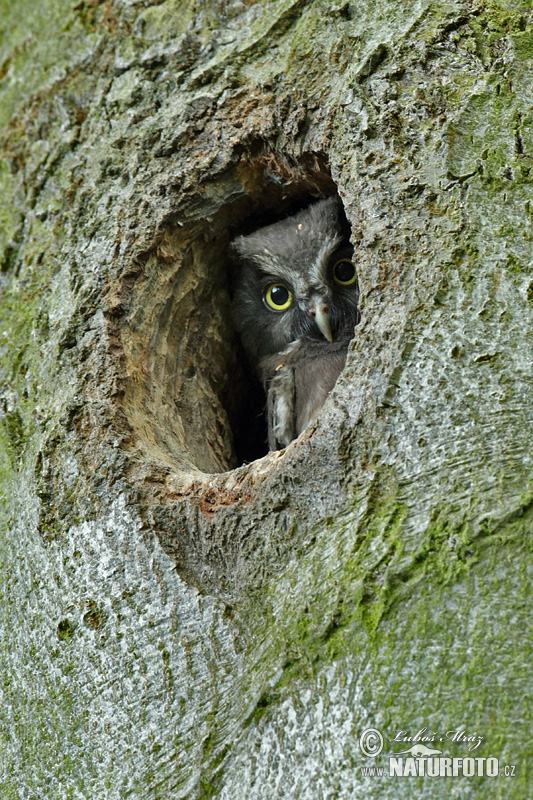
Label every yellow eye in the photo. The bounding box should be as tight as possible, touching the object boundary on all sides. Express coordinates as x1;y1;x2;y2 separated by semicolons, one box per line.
264;283;292;311
332;258;357;286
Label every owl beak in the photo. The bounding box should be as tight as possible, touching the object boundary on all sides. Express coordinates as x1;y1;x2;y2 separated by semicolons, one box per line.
309;299;333;343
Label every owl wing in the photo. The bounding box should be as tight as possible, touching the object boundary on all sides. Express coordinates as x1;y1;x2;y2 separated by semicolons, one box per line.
294;349;347;434
260;340;349;450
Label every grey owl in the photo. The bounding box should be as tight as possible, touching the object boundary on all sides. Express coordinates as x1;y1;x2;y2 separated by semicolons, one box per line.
231;197;360;451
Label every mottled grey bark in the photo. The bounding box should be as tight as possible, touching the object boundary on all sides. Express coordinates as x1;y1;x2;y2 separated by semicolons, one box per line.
0;0;531;798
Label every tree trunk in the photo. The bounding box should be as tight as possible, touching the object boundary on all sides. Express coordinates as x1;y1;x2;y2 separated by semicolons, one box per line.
0;0;531;797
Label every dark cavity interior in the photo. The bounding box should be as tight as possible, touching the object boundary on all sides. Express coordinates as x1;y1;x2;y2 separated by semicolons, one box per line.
122;151;355;475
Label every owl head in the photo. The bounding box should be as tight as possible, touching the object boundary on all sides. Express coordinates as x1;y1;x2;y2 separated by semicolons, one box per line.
231;197;360;365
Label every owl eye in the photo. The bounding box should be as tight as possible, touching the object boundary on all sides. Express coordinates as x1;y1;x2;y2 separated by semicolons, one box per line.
264;283;292;311
332;258;357;286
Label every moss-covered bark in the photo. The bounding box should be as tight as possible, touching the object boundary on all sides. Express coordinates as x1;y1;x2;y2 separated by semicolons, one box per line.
0;0;531;797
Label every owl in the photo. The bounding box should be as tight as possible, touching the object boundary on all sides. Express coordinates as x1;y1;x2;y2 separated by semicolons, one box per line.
231;196;360;451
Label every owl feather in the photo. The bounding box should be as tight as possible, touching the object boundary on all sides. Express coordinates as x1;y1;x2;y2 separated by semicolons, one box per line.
232;197;360;450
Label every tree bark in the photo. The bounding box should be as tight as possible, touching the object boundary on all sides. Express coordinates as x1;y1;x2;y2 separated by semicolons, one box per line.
0;0;531;797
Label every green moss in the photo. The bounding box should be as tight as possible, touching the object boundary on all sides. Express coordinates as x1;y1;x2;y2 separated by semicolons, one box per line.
471;0;533;41
1;409;24;467
197;727;231;799
0;0;530;794
238;481;532;721
504;253;527;273
0;0;93;129
231;507;531;794
0;280;50;453
511;26;533;60
82;600;108;631
0;162;20;266
138;0;196;42
57;618;76;642
197;777;222;800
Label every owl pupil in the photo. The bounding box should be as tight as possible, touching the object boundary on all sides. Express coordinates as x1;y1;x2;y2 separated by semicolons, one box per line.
334;260;355;283
271;285;288;305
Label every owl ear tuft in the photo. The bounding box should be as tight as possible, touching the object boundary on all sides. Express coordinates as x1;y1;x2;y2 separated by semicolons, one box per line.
230;231;269;266
230;235;245;255
230;233;253;260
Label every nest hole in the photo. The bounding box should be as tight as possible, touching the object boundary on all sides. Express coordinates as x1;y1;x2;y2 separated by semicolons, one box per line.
122;151;353;476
